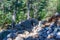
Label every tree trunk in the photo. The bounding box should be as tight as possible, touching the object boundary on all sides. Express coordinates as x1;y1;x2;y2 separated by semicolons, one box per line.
26;0;31;19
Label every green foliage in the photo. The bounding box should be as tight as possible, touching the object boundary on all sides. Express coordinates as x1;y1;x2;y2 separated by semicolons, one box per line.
57;0;60;13
0;0;58;28
39;9;47;20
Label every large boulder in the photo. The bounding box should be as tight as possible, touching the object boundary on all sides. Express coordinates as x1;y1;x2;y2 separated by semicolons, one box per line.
14;18;38;32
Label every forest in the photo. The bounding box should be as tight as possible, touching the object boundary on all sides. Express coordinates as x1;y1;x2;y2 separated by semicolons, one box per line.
0;0;60;40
